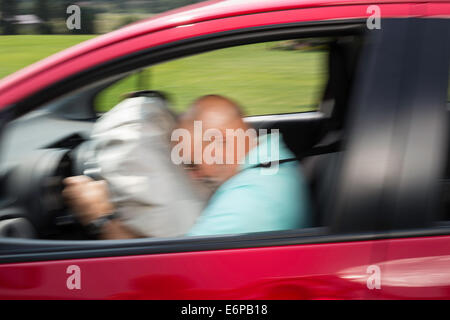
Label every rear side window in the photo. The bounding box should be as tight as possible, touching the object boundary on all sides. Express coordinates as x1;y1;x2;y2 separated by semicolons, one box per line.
94;39;329;116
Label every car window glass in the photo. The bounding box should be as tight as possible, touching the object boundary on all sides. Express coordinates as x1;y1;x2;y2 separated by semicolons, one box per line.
94;39;329;116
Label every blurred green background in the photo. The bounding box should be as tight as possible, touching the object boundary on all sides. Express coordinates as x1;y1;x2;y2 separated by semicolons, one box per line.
95;42;327;115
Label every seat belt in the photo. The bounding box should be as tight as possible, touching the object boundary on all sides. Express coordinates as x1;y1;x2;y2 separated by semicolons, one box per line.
252;140;342;169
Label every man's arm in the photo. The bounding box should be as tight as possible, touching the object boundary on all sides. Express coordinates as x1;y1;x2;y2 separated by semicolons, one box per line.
63;176;141;239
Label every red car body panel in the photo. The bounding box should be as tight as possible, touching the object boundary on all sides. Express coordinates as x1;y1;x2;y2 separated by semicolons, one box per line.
0;241;374;300
0;236;449;299
0;0;449;299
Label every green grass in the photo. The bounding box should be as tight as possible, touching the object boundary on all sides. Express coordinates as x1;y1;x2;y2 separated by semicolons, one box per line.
0;35;95;79
0;36;327;116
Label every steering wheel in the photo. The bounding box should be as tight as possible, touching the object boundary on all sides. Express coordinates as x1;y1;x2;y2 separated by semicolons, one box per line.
1;148;84;238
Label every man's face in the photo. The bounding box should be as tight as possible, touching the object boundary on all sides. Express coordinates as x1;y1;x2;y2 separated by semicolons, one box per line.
177;111;250;192
174;122;236;191
191;128;237;189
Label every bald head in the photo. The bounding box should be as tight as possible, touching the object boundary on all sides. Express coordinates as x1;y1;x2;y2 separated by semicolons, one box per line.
181;95;247;131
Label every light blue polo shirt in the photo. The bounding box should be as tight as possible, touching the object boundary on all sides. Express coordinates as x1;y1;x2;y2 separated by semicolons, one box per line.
186;132;311;236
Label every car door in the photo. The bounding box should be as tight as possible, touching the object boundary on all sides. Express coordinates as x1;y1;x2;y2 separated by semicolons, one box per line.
0;4;431;300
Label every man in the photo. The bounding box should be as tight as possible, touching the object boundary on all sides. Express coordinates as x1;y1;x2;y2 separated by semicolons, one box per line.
64;95;311;238
175;95;311;236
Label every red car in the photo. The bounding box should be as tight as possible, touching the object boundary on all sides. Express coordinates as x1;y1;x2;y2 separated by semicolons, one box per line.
0;0;449;299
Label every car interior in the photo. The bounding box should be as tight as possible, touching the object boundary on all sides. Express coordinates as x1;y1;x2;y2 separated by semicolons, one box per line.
0;34;364;241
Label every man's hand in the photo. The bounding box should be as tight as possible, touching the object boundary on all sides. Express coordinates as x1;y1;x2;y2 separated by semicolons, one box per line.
63;176;114;226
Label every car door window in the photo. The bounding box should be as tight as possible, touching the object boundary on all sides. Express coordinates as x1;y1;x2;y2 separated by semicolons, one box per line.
94;39;329;116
